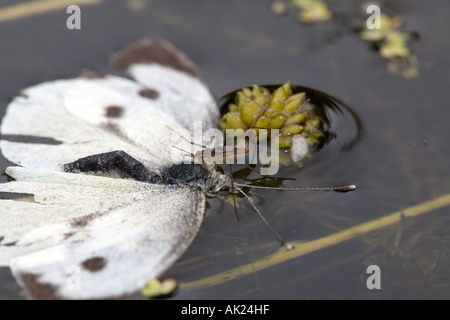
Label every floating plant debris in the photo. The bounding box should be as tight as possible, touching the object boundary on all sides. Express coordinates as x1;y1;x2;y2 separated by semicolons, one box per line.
270;0;332;23
269;2;420;79
360;13;419;79
293;0;332;23
270;0;289;16
141;278;178;299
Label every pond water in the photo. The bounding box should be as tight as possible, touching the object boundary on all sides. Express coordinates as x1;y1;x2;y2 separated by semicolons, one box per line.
0;0;449;299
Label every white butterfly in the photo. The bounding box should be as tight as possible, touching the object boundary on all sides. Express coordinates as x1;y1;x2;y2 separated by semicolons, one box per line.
0;38;224;299
0;38;355;300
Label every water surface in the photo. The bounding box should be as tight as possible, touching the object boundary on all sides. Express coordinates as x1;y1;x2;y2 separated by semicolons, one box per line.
1;0;449;299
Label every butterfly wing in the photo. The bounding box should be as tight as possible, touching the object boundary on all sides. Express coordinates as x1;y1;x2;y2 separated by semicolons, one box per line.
0;39;214;299
110;38;219;132
0;167;205;299
0;38;218;172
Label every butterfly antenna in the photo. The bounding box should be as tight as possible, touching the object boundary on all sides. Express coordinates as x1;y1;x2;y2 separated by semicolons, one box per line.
235;186;292;249
234;183;357;193
228;164;240;222
165;124;214;149
241;163;261;176
232;195;240;222
171;145;195;162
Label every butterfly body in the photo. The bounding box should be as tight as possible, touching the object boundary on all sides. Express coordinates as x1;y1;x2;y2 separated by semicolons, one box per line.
64;150;232;196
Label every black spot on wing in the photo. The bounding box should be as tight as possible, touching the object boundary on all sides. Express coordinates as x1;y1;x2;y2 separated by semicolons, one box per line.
139;88;159;100
3;241;17;246
0;191;34;199
64;150;150;182
17;273;61;300
82;257;106;272
101;122;135;146
0;134;61;145
81;69;106;79
0;235;17;247
70;212;104;228
103;122;123;137
109;38;204;81
63;232;75;240
105;105;124;118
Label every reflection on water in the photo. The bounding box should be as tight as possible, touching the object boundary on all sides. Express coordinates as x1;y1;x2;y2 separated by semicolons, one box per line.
361;213;450;299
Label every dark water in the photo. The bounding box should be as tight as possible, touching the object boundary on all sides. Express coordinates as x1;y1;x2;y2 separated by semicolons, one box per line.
1;0;449;299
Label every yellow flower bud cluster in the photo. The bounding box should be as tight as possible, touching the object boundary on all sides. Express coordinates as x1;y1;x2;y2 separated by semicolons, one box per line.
219;82;324;149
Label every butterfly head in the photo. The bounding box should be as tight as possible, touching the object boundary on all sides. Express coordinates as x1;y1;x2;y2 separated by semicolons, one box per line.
202;165;233;197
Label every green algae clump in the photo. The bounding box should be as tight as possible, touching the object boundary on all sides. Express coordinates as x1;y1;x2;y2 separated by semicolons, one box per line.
219;82;325;153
